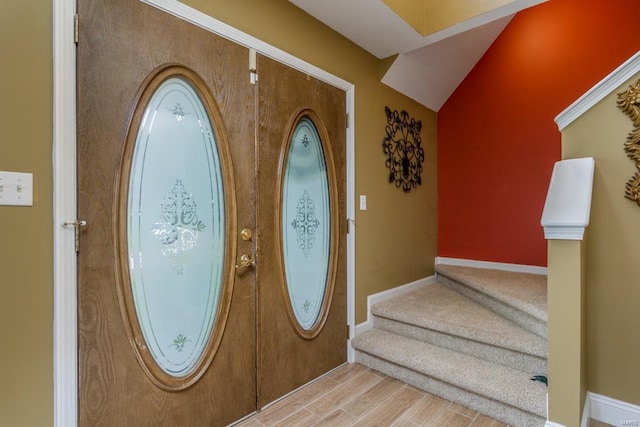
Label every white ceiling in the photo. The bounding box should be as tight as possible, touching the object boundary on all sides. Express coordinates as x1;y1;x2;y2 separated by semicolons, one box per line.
289;0;546;111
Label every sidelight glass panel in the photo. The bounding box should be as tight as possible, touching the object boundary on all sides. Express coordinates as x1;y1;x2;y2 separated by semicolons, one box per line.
127;76;225;377
282;117;331;330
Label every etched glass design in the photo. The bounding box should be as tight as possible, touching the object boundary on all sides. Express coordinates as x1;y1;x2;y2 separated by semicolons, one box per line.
291;190;321;257
128;76;225;377
282;117;331;330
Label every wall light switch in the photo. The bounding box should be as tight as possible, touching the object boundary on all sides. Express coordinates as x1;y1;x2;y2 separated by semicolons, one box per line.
0;171;33;206
359;195;367;210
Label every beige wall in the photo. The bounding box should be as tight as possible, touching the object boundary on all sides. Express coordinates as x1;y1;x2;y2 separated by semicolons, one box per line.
182;0;438;323
562;71;640;406
0;0;53;426
0;0;436;424
546;239;587;426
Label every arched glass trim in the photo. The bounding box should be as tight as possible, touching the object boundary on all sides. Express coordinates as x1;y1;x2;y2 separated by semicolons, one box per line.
280;113;336;336
116;65;235;390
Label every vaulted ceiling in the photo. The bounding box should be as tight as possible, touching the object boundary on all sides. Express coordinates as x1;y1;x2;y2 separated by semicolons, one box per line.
289;0;547;111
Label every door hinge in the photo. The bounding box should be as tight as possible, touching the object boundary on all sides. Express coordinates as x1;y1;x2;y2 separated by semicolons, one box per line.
74;13;79;44
64;219;87;252
346;113;349;128
249;48;258;85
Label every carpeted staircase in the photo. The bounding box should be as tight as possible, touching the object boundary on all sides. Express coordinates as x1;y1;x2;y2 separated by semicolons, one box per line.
351;264;548;426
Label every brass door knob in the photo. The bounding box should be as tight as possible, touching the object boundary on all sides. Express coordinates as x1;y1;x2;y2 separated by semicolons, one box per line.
235;254;255;270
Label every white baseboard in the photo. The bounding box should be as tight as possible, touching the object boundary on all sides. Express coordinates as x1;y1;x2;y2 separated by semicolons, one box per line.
435;256;548;275
582;393;591;427
354;275;437;337
589;392;640;426
547;392;640;427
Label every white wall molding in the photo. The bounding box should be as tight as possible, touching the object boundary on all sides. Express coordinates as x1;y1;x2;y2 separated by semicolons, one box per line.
555;50;640;131
353;276;437;337
545;421;566;427
435;257;547;275
588;392;640;427
55;0;356;424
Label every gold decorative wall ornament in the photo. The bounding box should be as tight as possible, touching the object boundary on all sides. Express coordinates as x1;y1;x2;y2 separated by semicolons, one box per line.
617;79;640;205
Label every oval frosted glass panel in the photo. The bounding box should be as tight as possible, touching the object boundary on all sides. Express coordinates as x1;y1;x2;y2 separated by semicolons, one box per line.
282;117;331;330
128;76;225;377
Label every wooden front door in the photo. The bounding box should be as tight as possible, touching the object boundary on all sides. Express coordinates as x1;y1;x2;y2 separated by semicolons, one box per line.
77;0;347;424
256;56;347;407
77;0;256;425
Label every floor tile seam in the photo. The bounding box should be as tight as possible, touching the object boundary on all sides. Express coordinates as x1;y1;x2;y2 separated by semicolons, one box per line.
423;407;451;427
328;365;368;383
256;376;343;425
350;388;422;427
309;408;357;427
304;372;386;419
340;382;414;422
391;410;426;427
397;392;435;424
445;401;478;420
254;395;322;424
270;407;317;427
390;415;420;427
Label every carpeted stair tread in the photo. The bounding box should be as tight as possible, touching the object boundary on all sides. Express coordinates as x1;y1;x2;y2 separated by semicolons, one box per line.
435;264;547;323
372;283;547;358
351;329;547;418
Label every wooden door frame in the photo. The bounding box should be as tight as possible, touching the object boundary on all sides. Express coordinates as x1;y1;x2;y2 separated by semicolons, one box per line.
53;1;355;426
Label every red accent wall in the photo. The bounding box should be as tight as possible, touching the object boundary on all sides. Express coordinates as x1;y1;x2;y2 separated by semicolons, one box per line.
437;0;640;267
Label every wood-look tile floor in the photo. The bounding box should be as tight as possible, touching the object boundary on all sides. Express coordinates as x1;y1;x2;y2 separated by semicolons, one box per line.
235;363;508;427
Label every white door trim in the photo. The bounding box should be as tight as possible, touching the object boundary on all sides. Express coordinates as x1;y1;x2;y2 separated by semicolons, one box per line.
53;1;355;426
53;0;78;426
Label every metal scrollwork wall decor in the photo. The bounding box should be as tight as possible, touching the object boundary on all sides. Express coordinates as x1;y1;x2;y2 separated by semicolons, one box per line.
617;79;640;205
382;106;425;192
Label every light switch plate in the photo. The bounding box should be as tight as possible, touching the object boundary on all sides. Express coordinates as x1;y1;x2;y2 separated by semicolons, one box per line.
359;195;367;210
0;171;33;206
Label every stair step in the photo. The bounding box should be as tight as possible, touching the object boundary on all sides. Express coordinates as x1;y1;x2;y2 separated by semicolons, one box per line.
352;329;547;426
372;283;547;373
435;264;547;338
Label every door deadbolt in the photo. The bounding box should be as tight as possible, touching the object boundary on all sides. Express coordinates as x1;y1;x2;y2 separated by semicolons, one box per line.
240;228;252;241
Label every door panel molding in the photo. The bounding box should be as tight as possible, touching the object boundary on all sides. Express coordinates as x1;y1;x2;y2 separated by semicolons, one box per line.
53;0;355;426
